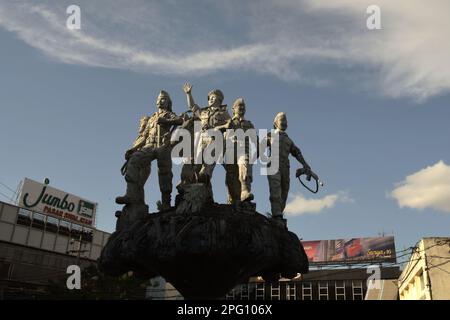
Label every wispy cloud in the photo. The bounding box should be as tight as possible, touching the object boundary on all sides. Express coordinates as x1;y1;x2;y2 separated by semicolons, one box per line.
304;0;450;101
284;191;354;216
1;0;449;101
390;161;450;213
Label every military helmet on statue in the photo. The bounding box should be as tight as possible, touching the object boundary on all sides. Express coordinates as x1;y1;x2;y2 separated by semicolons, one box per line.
207;89;224;105
157;90;172;111
273;112;287;129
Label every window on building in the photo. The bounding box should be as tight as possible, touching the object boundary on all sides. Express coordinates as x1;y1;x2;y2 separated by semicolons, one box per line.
421;272;427;294
13;249;23;261
82;227;93;242
270;283;280;300
335;281;346;300
22;252;37;264
58;220;71;236
414;270;426;299
46;216;59;233
70;223;83;239
408;282;415;299
286;282;297;300
248;282;257;300
31;212;46;230
402;286;409;299
52;257;62;268
255;283;265;300
352;281;364;300
240;284;249;300
17;208;32;227
418;271;425;291
42;254;52;266
319;281;329;300
302;282;312;300
226;288;236;300
0;261;11;279
33;253;43;265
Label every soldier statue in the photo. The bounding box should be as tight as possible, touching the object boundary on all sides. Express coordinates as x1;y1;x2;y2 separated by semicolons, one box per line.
218;98;255;202
267;112;315;220
116;90;183;210
182;83;240;204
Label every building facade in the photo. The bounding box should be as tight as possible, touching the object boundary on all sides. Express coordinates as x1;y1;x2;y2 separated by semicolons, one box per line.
225;266;401;300
398;237;450;300
0;200;110;299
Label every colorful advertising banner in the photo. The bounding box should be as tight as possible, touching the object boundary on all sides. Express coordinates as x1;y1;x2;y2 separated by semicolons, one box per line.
302;236;396;264
18;178;96;227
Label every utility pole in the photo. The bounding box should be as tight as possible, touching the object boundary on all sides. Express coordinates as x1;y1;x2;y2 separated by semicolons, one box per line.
76;233;82;266
422;245;433;300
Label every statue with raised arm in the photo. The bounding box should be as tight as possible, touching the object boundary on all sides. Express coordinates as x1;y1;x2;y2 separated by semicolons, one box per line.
267;112;314;222
116;90;183;211
102;92;313;299
182;83;240;204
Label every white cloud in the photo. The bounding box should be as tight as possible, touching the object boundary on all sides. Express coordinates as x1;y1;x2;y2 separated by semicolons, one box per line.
0;0;449;101
303;0;450;101
284;191;353;216
390;161;450;213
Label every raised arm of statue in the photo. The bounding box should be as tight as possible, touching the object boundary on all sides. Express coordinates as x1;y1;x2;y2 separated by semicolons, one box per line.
183;83;200;116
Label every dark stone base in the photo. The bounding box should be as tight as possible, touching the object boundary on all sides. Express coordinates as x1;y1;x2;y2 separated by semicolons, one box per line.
99;203;309;299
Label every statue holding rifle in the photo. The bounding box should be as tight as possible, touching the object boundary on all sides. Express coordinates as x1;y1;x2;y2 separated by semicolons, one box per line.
102;85;322;299
267;112;321;223
116;90;183;210
182;83;240;204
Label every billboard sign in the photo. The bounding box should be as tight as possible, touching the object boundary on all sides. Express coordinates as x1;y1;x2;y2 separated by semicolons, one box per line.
302;236;396;264
18;178;96;226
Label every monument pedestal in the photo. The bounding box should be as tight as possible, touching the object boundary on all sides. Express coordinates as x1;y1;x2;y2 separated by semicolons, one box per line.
99;203;309;299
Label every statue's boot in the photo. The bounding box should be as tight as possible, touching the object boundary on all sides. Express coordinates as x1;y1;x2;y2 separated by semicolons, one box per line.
240;183;254;202
197;171;209;184
161;192;171;211
270;200;283;219
116;181;144;205
115;195;131;205
241;191;254;202
271;213;287;228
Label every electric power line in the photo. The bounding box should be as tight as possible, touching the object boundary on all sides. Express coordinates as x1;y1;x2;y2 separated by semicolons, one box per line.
0;190;13;203
0;181;16;194
427;261;450;275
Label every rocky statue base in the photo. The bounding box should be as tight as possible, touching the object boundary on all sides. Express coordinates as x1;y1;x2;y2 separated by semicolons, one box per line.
99;200;309;299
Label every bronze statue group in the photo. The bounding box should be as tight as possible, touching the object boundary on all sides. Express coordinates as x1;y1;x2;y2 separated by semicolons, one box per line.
116;83;318;222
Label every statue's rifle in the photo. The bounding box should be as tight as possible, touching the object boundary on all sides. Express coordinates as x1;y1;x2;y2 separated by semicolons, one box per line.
296;167;324;194
162;109;194;146
121;158;129;176
157;110;161;148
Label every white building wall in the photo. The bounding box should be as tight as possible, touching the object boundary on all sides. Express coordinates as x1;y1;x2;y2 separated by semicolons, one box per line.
0;201;110;261
399;238;450;300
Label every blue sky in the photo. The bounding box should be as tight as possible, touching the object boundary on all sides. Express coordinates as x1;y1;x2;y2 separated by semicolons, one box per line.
0;0;449;255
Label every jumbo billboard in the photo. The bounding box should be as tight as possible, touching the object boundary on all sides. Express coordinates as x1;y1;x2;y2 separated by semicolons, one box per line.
18;178;96;227
302;236;396;264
